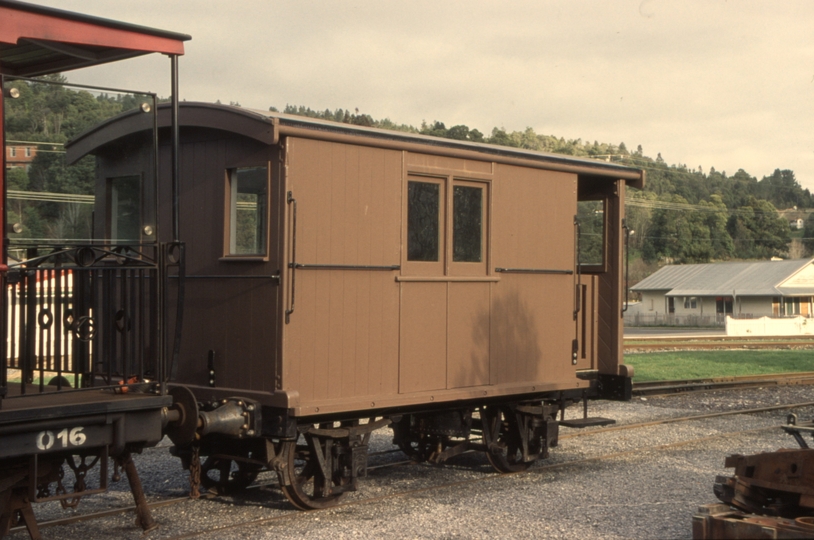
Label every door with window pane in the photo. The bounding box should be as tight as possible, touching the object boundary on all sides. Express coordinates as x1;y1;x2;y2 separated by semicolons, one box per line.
399;174;491;393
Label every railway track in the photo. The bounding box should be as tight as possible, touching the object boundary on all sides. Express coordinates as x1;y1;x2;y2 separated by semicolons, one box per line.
624;335;814;351
632;371;814;397
161;405;814;540
13;394;814;538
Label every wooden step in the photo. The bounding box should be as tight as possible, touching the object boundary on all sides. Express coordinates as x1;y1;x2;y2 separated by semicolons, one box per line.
558;417;616;428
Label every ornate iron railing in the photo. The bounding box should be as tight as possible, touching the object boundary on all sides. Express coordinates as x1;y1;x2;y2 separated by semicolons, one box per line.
1;244;161;398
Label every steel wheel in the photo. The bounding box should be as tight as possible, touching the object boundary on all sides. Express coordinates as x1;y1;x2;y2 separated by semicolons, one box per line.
199;456;261;494
480;406;531;473
279;438;347;510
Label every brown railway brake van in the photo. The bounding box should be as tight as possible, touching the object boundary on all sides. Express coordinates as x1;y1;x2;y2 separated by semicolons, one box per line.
67;103;645;509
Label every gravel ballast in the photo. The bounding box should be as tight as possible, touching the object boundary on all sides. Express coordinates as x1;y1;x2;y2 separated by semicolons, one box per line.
9;385;814;539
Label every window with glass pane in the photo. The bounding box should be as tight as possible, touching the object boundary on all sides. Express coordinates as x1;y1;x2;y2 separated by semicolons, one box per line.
407;181;440;261
229;166;267;255
453;185;482;262
109;175;140;244
4;80;155;260
577;200;604;266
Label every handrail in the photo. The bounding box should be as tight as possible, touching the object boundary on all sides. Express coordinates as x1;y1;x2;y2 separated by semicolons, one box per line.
622;219;630;315
293;264;399;271
573;216;582;320
573;216;582;365
285;191;297;324
494;267;573;275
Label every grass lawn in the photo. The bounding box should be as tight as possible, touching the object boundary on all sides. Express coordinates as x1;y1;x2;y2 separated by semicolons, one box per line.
625;350;814;382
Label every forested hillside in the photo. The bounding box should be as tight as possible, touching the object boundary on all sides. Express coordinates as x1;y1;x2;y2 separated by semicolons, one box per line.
277;104;814;275
4;75;812;273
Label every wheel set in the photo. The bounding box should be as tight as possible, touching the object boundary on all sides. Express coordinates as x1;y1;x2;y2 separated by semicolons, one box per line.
187;403;558;510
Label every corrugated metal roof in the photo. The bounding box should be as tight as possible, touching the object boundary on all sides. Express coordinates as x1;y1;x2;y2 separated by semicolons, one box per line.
631;258;814;297
66;102;645;184
238;106;643;178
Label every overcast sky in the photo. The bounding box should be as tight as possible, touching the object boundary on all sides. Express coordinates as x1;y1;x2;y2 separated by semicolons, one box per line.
25;0;814;190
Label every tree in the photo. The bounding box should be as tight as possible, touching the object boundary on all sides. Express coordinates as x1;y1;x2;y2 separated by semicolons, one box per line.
757;169;813;209
701;195;734;260
727;197;790;259
802;215;814;256
642;194;715;263
6;167;29;190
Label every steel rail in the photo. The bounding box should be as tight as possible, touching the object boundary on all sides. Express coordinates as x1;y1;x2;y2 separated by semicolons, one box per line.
626;335;814;343
626;341;814;351
632;372;814;397
7;496;195;533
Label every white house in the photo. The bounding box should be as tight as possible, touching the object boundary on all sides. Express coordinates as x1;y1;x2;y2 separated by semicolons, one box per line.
629;258;814;326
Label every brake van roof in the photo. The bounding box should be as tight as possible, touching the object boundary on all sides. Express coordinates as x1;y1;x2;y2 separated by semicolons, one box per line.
66;102;645;187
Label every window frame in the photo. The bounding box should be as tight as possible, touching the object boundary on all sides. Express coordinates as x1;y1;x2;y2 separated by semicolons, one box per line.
403;173;489;277
449;178;487;277
576;196;608;274
223;164;271;260
404;175;446;276
106;174;142;245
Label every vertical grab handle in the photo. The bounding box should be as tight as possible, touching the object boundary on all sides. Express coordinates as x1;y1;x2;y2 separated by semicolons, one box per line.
573;216;582;320
573;215;582;365
622;218;630;316
285;191;297;324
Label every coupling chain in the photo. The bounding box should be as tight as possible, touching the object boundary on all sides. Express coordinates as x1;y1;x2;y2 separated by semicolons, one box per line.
189;444;201;499
60;455;98;508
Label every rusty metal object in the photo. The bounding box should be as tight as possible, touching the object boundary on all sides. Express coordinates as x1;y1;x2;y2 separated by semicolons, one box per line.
188;444;202;499
277;419;391;510
0;489;41;540
115;451;158;533
696;418;814;539
713;449;814;517
693;503;814;539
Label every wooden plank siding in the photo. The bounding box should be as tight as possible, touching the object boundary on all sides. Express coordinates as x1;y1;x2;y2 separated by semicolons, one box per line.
282;138;401;403
574;276;599;371
162;133;281;394
281;141;602;408
490;164;578;385
595;180;625;375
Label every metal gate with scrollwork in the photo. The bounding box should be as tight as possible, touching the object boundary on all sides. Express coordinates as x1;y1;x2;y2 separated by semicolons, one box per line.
2;244;160;395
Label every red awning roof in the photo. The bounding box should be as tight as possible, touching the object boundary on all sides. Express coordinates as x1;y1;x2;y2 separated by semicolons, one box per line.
0;0;190;76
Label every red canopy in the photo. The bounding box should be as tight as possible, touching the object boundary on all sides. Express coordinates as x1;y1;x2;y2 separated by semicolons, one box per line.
0;1;190;265
0;0;189;76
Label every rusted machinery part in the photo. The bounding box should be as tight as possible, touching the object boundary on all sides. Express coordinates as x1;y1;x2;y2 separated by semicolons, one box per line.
0;483;41;540
0;491;41;540
693;503;814;539
278;438;348;510
165;385;199;446
198;456;262;495
480;405;531;473
115;451;158;533
391;416;448;463
713;448;814;518
275;419;390;510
